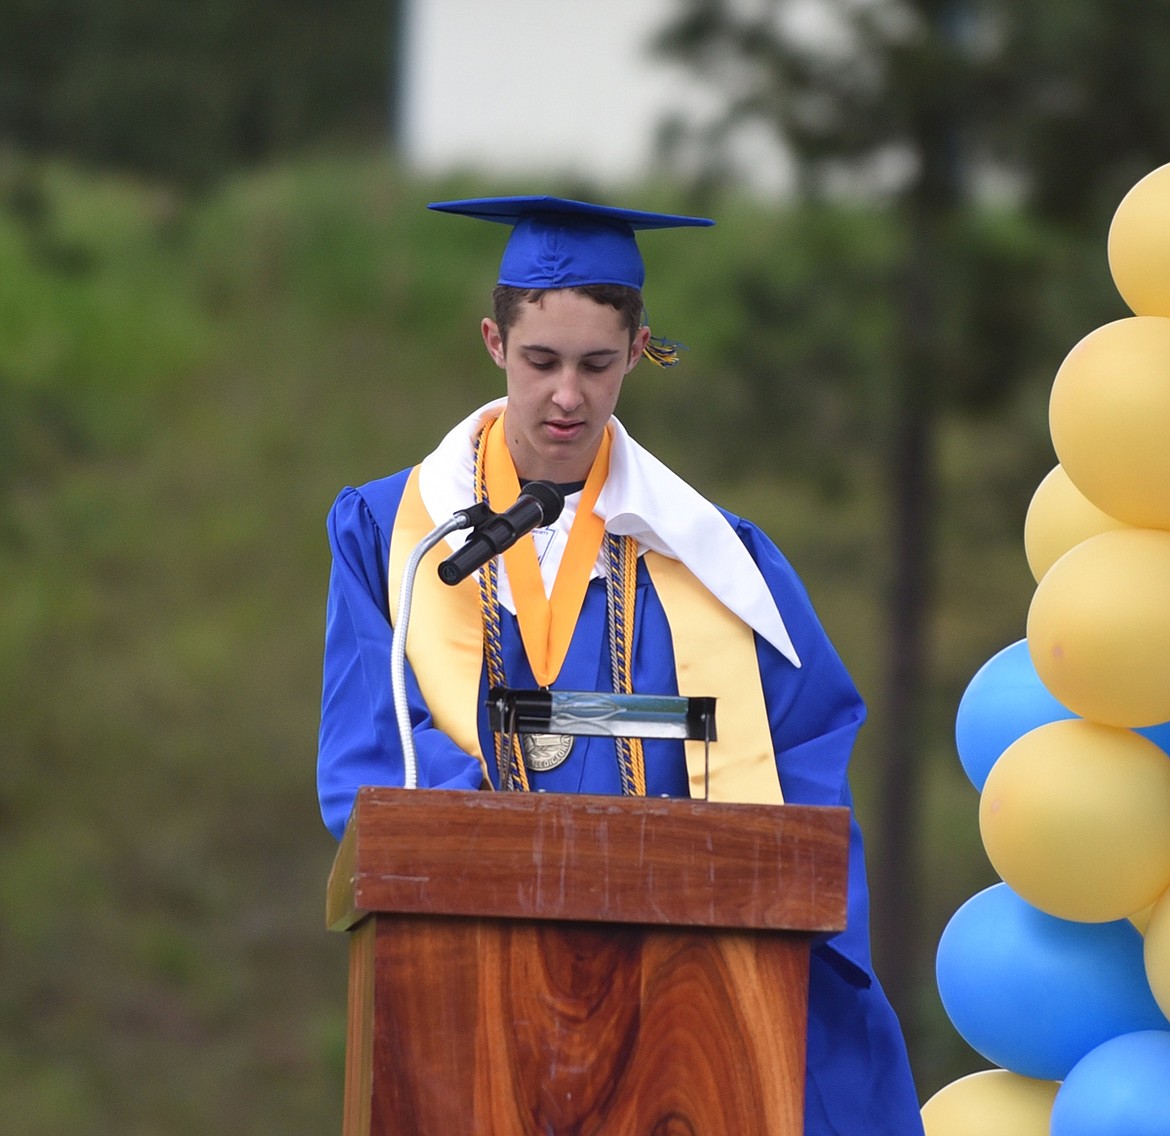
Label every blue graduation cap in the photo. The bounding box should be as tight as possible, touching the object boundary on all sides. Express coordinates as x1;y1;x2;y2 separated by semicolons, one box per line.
426;195;714;291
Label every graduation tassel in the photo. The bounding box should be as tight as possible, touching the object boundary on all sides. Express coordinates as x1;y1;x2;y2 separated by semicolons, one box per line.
642;333;687;368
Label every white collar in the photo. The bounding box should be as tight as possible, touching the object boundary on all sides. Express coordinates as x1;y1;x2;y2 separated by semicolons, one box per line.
417;398;800;666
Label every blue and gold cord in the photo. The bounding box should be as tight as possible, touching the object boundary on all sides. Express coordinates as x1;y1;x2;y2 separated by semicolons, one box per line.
606;532;647;796
474;430;530;791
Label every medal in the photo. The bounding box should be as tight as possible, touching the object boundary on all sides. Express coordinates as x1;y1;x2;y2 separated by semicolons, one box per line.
521;733;574;772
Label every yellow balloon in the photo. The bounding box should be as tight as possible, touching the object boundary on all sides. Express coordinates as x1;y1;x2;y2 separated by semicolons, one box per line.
1109;163;1170;316
1027;528;1170;727
1146;887;1170;1020
1049;316;1170;530
921;1070;1057;1136
1023;464;1130;582
1132;901;1156;934
980;719;1170;922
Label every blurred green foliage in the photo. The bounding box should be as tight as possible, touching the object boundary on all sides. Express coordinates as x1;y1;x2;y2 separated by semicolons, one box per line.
0;151;1126;1130
0;0;394;186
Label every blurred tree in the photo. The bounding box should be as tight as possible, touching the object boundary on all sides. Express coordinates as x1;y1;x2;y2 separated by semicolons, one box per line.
654;0;1164;1048
983;0;1170;230
0;0;401;186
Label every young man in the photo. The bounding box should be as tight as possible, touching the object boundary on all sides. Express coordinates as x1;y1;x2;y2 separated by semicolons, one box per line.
317;196;924;1134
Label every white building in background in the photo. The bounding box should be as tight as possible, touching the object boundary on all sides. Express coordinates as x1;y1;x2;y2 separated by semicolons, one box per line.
398;0;794;194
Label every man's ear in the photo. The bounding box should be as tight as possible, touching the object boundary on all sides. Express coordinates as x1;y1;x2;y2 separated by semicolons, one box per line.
627;325;652;371
482;318;507;369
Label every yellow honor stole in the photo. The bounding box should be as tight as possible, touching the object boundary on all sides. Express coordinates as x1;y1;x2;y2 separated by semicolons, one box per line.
387;416;783;804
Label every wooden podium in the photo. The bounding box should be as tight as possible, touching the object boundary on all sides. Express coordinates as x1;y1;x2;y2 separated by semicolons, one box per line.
327;787;850;1135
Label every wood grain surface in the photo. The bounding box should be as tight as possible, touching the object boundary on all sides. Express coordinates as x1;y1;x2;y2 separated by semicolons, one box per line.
327;788;849;935
355;916;809;1135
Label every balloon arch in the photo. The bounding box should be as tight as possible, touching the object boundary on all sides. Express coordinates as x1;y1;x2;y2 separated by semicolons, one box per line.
923;165;1170;1135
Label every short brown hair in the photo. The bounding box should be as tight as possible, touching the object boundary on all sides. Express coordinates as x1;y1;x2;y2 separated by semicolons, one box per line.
492;284;643;346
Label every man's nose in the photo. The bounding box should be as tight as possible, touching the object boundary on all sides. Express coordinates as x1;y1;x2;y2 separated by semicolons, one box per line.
551;371;584;412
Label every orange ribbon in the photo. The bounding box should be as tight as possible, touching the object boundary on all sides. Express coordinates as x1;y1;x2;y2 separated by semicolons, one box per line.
482;413;610;687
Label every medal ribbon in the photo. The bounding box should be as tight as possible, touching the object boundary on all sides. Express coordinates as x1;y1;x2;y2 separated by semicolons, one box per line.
482;413;610;687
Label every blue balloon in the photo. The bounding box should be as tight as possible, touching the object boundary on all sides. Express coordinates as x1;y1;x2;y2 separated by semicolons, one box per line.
954;639;1076;790
936;883;1169;1080
1138;719;1170;758
1051;1030;1170;1136
954;639;1170;787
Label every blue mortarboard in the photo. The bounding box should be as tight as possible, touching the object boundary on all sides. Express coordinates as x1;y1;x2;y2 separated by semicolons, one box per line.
427;195;714;290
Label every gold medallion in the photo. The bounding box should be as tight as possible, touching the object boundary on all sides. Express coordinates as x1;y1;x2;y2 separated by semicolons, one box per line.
521;733;574;772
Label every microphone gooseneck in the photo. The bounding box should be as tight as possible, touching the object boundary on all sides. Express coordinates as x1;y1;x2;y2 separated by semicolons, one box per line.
392;500;493;789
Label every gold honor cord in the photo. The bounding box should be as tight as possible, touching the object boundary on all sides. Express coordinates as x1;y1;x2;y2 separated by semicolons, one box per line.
606;531;647;796
474;427;528;791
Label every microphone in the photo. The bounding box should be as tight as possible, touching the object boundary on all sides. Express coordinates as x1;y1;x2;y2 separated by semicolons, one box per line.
437;480;566;586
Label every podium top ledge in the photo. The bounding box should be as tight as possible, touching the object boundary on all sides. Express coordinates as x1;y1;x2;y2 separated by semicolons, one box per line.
327;788;849;935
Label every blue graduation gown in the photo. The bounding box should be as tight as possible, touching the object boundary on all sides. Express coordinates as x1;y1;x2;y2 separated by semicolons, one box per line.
317;469;925;1136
